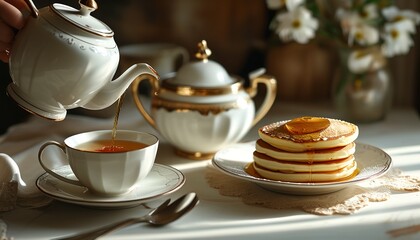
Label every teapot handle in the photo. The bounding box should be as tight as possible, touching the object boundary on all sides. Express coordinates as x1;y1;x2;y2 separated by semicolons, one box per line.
246;69;277;126
24;0;39;18
131;75;160;129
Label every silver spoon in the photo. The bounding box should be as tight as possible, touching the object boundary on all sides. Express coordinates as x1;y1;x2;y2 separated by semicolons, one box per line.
57;192;199;240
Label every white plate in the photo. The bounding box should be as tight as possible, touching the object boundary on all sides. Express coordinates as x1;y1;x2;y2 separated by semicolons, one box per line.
36;164;185;208
212;142;392;195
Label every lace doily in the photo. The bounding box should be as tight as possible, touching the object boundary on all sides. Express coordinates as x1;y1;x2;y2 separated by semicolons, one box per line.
206;166;420;215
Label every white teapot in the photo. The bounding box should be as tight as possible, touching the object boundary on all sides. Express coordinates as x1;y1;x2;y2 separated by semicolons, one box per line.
132;40;277;159
7;0;159;121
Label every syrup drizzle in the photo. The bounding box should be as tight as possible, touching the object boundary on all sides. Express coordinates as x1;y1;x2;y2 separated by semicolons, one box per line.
245;163;261;177
244;162;359;183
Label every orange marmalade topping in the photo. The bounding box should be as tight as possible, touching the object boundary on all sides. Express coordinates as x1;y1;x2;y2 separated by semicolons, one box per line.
285;117;330;135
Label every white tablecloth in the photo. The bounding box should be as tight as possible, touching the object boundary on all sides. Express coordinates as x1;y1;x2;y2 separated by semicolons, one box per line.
1;101;420;240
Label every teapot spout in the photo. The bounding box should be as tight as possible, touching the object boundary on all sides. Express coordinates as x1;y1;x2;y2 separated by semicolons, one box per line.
82;63;159;110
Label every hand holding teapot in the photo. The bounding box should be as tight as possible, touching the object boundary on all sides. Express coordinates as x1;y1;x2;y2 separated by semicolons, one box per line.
0;0;28;62
7;0;159;120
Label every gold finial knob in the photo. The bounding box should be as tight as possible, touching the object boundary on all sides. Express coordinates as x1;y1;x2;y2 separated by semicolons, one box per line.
195;40;212;61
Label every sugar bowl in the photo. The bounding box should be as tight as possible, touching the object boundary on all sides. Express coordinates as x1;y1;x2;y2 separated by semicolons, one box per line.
131;40;277;159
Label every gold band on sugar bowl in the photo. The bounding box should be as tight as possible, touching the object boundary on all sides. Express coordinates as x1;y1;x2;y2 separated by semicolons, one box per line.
151;96;252;115
160;77;244;96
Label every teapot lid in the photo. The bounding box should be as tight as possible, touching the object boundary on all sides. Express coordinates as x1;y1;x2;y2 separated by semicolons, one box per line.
50;0;113;37
167;40;234;87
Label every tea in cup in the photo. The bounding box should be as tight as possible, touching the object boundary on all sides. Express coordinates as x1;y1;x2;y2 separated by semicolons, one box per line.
38;130;159;196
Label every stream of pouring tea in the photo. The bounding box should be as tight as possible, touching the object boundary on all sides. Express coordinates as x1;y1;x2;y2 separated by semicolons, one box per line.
111;92;126;142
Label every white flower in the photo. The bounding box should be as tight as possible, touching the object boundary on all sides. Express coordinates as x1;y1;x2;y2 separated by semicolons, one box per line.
382;19;416;57
266;0;304;11
274;6;318;44
382;6;420;25
348;22;379;46
348;50;373;74
360;3;379;20
336;9;359;34
336;8;379;46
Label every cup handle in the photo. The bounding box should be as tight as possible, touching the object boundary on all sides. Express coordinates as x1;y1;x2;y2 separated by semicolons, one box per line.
246;68;277;126
131;74;160;129
38;141;83;186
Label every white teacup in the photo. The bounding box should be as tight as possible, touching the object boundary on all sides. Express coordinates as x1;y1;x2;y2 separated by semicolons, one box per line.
38;130;159;196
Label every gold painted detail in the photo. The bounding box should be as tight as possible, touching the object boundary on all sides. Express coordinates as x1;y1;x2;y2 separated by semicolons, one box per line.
195;40;212;61
246;74;277;126
152;97;251;116
160;79;243;96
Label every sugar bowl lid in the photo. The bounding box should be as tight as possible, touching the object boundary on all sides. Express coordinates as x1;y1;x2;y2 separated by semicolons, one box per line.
166;40;235;87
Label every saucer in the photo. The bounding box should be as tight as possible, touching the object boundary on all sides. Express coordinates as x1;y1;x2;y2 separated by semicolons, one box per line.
212;142;392;195
36;164;185;208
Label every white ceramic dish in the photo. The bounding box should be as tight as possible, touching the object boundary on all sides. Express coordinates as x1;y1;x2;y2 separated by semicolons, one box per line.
212;141;392;195
36;164;185;208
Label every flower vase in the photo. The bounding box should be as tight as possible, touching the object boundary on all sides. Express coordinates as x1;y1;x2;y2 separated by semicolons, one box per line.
332;47;393;123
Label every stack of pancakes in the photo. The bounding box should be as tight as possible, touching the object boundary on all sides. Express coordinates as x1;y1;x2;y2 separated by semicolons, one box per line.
253;117;359;183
